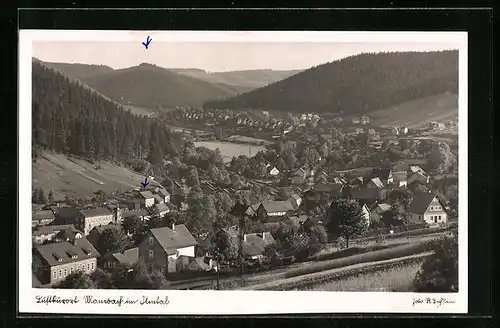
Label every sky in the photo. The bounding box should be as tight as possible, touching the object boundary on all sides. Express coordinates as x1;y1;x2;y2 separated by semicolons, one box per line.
32;41;459;72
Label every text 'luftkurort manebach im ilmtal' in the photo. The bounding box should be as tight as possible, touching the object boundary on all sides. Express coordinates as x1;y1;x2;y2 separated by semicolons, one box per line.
35;295;170;307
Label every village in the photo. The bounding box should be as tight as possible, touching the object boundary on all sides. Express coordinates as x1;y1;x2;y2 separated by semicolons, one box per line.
31;119;459;289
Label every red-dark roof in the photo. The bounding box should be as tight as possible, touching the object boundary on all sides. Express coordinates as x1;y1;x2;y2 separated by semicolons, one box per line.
260;201;295;214
150;224;198;255
34;238;100;267
408;192;440;215
80;207;113;218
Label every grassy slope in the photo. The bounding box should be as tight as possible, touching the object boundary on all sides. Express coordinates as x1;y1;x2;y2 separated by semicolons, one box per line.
32;152;153;200
368;92;458;129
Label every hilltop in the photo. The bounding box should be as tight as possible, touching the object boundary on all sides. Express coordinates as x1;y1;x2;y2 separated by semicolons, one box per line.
203;51;459;115
81;63;252;109
38;60;115;80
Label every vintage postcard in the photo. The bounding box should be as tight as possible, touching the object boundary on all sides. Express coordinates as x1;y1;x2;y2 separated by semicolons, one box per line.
19;30;468;315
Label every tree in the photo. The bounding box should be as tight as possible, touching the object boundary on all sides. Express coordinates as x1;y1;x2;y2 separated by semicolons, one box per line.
325;199;368;247
276;187;292;200
122;215;141;236
57;271;98;289
48;190;54;203
37;189;47;204
98;227;131;254
381;201;406;227
306;224;328;253
212;230;239;262
186;166;200;187
430;142;456;174
413;231;458;292
388;188;413;210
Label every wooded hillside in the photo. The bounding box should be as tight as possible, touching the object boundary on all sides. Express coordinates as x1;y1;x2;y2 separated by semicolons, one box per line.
32;60;181;166
203;51;459;114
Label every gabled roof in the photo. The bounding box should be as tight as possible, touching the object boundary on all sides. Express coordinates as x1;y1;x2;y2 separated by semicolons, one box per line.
153;194;164;203
121;209;147;218
55;227;83;241
376;203;392;212
33;210;55;221
80;207;113;218
260;201;295;214
35;238;100;267
393;171;408;181
103;247;139;266
137;191;155;199
410;165;427;175
369;177;384;188
55;207;83;220
349;188;381;201
157;188;170;197
242;241;265;257
313;183;343;194
263;222;281;234
32;224;76;237
408;192;440;215
287;215;308;228
150;224;198;255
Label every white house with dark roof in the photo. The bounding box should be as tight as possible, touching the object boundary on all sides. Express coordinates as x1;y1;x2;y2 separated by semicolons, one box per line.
78;207;115;235
138;224;198;273
100;247;139;271
407;192;448;225
32;234;100;286
32;224;77;245
366;177;385;189
134;191;155;208
32;210;55;227
157;188;171;203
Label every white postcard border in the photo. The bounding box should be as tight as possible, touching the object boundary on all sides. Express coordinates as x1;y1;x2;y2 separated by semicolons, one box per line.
19;30;468;315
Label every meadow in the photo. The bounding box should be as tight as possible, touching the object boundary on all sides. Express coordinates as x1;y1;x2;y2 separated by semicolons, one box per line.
297;260;422;292
195;141;266;163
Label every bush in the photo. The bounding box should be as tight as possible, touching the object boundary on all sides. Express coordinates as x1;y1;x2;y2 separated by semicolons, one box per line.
413;231;458;292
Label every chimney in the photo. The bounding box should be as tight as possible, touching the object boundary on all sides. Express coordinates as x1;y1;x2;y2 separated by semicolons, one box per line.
172;223;175;231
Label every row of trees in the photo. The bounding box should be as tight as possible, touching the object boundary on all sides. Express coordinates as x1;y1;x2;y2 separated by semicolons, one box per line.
32;188;54;204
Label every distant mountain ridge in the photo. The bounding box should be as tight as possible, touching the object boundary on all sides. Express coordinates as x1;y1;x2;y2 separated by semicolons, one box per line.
38;61;302;109
203;50;459;115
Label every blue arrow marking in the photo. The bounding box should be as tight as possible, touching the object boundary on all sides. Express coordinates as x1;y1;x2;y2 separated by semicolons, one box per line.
141;177;149;189
142;36;152;49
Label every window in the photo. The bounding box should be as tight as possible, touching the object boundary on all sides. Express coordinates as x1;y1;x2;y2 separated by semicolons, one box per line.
149;237;154;245
430;206;433;210
149;250;154;259
91;262;95;270
63;268;67;277
52;271;57;279
58;270;62;278
70;267;74;274
438;215;442;221
437;206;441;211
86;263;90;271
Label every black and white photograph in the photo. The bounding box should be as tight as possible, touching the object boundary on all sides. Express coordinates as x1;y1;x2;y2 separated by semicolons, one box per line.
19;30;468;314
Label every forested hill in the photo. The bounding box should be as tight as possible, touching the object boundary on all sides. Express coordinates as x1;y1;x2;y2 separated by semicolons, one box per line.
39;61;115;80
32;60;181;166
80;63;251;109
203;51;459;114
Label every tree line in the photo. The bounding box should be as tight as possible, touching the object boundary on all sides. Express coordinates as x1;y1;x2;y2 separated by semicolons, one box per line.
204;51;459;114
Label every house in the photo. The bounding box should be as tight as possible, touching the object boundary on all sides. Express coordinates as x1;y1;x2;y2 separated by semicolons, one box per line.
100;247;139;271
410;165;428;175
32;234;100;286
352;117;360;124
32;210;56;227
366;177;385;189
157;188;171;203
32;224;77;245
171;180;190;207
407;192;448;225
245;203;261;217
120;209;148;222
153;194;164;205
53;226;84;243
256;201;295;220
314;170;329;183
288;193;302;209
303;183;344;211
371;203;392;216
291;168;308;185
284;215;309;231
87;224;124;253
138;224;198;273
357;201;371;227
134;191;155;209
157;203;171;217
356;128;364;134
78;208;115;235
348;187;387;203
267;166;280;176
371;168;393;185
393;171;408;187
361;115;370;124
407;171;430;185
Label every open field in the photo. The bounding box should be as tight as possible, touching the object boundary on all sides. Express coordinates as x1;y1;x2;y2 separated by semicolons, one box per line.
369;92;458;129
195;141;266;162
32;152;158;200
297;259;423;291
123;105;159;116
